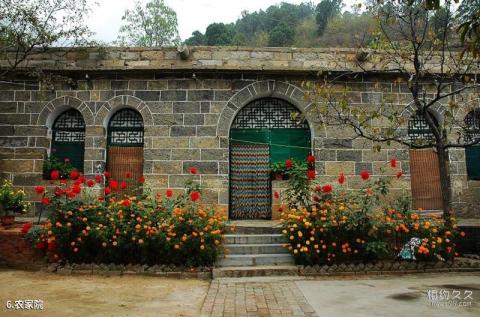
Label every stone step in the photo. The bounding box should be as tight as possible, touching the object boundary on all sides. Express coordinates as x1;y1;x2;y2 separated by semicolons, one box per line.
230;225;283;235
225;243;288;255
224;234;286;245
212;265;298;278
218;254;294;267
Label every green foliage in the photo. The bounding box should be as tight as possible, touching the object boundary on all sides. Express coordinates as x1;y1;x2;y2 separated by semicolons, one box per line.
184;31;205;46
0;180;30;215
315;0;343;36
268;22;295;47
117;0;179;47
204;23;236;46
42;155;76;180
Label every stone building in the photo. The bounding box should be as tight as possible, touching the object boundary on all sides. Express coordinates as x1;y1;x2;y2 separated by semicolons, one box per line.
0;47;478;219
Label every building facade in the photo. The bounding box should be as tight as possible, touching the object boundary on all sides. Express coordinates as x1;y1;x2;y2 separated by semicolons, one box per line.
0;47;478;219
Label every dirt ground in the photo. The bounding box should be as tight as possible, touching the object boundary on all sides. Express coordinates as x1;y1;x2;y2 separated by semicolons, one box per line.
0;269;209;317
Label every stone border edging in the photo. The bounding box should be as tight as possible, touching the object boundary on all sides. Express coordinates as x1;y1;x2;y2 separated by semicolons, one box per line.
297;257;480;276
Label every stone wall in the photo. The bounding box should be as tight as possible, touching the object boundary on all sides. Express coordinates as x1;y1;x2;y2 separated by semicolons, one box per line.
0;48;479;218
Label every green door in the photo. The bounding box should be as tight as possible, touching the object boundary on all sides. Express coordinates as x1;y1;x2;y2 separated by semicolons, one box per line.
466;145;480;180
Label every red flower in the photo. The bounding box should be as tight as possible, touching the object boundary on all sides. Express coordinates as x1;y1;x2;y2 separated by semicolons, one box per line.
125;172;132;179
54;187;64;197
21;223;32;234
285;159;293;169
95;175;103;183
86;179;95;187
72;185;81;194
307;155;316;163
103;171;111;178
47;241;56;252
78;175;86;183
110;180;118;191
307;169;316;180
67;191;76;198
69;170;80;180
74;179;82;186
315;185;322;192
390;158;397;168
50;170;60;180
274;191;280;199
166;189;173;198
360;170;370;181
104;186;111;195
36;242;45;250
189;167;198;175
41;197;50;205
338;173;345;185
396;170;403;178
121;181;127;190
98;195;105;201
138;175;145;184
64;158;70;163
60;180;68;186
322;184;333;193
34;186;45;194
190;191;201;202
121;200;131;207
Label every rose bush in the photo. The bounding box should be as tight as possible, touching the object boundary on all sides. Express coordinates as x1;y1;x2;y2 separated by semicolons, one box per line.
29;169;226;266
280;156;464;265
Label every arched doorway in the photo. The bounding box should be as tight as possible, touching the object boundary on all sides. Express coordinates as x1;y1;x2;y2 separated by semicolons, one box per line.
229;98;311;219
465;109;480;180
407;112;443;210
51;109;85;172
107;109;144;189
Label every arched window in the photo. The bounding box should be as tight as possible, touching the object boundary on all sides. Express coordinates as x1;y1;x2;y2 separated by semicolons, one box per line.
465;109;480;180
51;109;85;171
107;109;144;187
407;112;443;211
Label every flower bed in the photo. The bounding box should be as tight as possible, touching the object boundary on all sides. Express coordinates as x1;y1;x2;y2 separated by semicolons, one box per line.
280;157;465;265
26;167;226;267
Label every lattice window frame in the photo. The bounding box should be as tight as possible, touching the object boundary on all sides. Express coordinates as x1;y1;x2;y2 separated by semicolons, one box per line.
52;109;85;143
108;109;144;146
465;109;480;144
231;98;309;129
407;113;437;142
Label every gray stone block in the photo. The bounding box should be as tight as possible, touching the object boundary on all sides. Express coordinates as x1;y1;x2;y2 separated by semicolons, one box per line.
170;126;196;136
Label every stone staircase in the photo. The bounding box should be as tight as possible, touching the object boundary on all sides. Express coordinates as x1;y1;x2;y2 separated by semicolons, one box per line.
213;221;297;278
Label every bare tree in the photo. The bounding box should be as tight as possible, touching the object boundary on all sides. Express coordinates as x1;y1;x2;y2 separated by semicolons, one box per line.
0;0;95;79
305;0;480;218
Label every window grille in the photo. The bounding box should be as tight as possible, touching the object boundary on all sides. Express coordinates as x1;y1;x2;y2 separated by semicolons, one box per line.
465;109;480;144
108;109;144;146
52;109;85;143
407;113;437;142
231;98;309;129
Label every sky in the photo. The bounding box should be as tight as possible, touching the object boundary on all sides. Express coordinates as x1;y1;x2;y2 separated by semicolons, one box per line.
87;0;359;43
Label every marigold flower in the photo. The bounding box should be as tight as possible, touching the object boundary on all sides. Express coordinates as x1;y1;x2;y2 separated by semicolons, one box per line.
50;170;60;180
190;191;201;202
360;170;370;180
121;200;131;207
285;159;293;169
34;186;45;194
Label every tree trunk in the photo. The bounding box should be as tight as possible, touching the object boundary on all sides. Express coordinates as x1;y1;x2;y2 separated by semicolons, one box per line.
436;143;451;223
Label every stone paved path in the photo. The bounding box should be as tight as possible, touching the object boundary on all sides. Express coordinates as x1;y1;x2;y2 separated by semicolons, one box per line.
200;278;318;317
